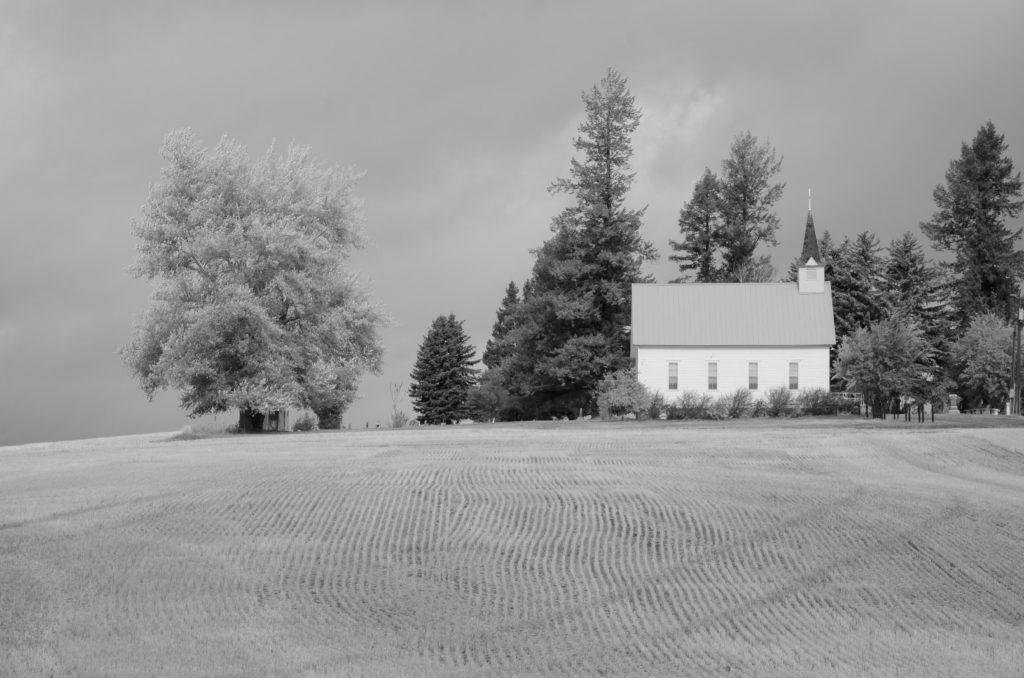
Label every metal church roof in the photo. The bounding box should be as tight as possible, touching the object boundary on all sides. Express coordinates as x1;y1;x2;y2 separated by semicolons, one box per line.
631;282;836;346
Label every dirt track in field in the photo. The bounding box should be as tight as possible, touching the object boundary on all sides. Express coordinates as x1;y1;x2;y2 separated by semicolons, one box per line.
2;419;1023;676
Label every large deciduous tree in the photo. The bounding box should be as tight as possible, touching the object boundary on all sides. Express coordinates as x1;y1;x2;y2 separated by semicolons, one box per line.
409;314;478;425
920;121;1024;324
503;68;656;417
718;131;785;278
950;312;1013;409
122;129;385;431
834;317;937;419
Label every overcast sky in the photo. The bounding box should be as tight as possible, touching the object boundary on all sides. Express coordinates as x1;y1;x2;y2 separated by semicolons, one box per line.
3;1;1024;445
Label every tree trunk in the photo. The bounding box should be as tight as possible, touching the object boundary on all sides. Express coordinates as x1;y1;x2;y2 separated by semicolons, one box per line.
238;408;265;433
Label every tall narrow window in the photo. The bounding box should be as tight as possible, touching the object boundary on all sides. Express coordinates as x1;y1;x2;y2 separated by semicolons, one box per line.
748;362;758;390
708;362;718;391
668;362;678;391
789;362;799;390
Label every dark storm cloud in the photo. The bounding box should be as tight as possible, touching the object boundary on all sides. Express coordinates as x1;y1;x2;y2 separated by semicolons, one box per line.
2;1;1024;443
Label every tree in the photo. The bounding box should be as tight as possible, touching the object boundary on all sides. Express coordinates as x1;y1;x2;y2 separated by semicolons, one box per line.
409;314;478;424
884;232;958;366
830;232;887;340
921;121;1024;324
465;369;518;422
731;255;776;282
834;317;937;418
388;381;410;428
950;312;1013;409
121;129;385;432
482;281;520;369
669;168;724;282
718;131;785;278
595;368;652;420
503;68;656;417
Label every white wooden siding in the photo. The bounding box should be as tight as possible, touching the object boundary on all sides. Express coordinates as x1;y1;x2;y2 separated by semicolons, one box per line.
635;345;831;399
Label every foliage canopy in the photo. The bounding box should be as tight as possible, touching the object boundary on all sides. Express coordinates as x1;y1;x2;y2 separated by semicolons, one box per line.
122;129;384;428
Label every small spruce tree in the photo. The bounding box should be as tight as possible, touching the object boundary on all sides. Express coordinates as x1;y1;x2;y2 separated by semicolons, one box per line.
409;314;479;424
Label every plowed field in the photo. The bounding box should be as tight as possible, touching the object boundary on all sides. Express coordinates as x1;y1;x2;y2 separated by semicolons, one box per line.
2;420;1023;676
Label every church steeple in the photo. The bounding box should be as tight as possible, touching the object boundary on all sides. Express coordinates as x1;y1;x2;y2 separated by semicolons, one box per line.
797;190;825;294
800;189;821;265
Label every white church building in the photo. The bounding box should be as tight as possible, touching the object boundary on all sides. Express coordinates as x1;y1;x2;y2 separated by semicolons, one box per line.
631;209;836;398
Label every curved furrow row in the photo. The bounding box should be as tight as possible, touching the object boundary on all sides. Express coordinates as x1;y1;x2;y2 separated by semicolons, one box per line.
597;496;674;663
256;482;336;635
103;441;1010;676
324;474;392;630
919;511;1024;621
106;495;259;637
543;486;871;666
709;503;987;673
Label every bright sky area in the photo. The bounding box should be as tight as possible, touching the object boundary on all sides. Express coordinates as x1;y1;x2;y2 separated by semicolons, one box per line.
3;1;1024;445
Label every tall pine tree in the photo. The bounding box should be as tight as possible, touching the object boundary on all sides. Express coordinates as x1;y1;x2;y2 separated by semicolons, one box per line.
718;131;785;279
884;232;957;367
669;168;724;282
921;121;1024;324
409;314;478;425
830;231;887;340
504;69;656;417
482;281;520;370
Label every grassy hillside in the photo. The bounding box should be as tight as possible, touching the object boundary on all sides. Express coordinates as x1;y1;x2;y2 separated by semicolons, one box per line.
2;420;1023;676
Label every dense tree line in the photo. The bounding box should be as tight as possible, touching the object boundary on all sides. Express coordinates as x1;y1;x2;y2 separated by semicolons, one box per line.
470;75;1022;420
827;122;1023;413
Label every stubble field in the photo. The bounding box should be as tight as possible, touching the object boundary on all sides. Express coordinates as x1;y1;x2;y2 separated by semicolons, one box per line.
2;418;1023;677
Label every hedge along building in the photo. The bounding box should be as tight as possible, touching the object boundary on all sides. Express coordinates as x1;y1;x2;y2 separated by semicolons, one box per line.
631;205;836;399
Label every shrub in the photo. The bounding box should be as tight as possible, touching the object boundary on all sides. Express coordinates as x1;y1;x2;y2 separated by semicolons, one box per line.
705;398;727;420
292;412;319;432
719;388;752;418
766;386;792;417
669;390;714;419
389;410;410;428
647;391;667;420
797;388;835;416
596;368;653;420
751;398;768;417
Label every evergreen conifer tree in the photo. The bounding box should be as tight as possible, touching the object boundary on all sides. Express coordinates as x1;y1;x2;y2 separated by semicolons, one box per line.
482;281;520;370
718;131;785;278
830;232;887;340
921;121;1024;323
884;232;957;364
409;314;478;424
504;69;656;417
669;168;724;282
